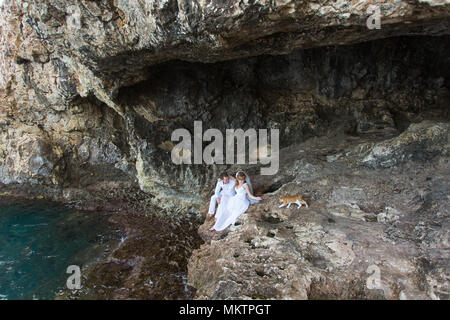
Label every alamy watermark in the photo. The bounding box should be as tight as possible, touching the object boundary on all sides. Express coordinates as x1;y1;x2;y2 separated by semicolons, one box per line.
63;1;381;176
66;265;81;290
366;4;381;30
366;264;382;290
64;1;382;31
171;121;279;175
66;4;82;30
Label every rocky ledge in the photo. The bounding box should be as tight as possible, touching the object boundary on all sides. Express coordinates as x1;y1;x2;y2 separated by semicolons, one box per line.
189;120;449;300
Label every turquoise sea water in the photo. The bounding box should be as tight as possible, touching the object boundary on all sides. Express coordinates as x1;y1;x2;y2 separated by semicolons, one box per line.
0;198;119;300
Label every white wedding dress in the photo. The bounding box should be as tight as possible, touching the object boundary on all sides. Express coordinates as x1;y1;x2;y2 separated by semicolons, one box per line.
212;183;250;231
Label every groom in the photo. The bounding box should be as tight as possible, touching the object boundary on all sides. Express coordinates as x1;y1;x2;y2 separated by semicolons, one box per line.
206;171;236;221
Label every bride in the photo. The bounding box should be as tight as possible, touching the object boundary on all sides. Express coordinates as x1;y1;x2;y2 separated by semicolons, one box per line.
210;171;262;232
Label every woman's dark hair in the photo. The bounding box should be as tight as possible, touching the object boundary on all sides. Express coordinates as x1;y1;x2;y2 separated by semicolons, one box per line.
219;171;229;179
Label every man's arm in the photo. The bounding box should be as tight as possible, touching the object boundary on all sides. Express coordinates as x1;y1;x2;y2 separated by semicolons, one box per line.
214;180;222;199
214;180;223;204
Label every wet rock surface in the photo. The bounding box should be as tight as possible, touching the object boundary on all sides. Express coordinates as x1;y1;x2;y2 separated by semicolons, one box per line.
63;211;203;300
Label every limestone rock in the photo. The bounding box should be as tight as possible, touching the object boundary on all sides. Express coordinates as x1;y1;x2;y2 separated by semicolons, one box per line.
361;121;449;168
188;122;449;300
0;125;61;184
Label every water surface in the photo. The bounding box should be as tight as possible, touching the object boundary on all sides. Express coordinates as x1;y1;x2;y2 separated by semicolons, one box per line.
0;197;119;300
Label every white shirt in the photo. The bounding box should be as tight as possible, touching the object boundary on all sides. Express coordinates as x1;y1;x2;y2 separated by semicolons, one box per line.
214;179;236;198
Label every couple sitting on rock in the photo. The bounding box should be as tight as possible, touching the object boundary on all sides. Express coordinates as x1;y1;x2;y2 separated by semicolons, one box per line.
207;171;262;232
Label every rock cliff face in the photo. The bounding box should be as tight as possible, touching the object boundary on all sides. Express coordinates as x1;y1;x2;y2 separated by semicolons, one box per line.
0;0;449;299
1;0;450;210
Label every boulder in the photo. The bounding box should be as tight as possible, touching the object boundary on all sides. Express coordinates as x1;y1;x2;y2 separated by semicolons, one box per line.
361;121;449;168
